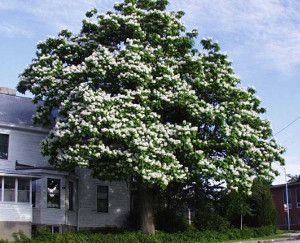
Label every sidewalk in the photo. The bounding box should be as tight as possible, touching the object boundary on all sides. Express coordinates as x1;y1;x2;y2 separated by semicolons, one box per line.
234;232;300;243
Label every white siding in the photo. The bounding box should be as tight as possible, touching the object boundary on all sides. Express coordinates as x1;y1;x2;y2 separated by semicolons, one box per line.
0;203;32;222
0;127;48;169
33;176;69;226
0;125;131;229
76;168;130;228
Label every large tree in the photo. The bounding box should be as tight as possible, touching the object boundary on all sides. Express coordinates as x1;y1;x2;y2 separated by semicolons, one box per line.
17;0;284;234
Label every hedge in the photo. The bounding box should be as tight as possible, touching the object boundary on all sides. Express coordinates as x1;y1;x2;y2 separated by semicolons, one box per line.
8;225;277;243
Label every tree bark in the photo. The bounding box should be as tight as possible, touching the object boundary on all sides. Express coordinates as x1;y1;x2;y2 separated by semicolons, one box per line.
139;185;155;234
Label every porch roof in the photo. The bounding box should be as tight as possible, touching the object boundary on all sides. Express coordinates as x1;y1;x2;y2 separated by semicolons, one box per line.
0;169;41;178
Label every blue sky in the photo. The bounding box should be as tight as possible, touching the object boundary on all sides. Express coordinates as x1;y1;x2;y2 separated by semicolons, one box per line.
0;0;299;184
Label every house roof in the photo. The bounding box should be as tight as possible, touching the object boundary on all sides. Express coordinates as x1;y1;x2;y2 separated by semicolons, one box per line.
0;93;39;127
271;181;300;189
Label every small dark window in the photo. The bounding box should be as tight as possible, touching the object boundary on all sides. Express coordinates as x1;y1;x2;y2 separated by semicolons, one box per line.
47;178;60;208
68;181;74;211
32;180;36;207
0;134;9;160
97;186;108;213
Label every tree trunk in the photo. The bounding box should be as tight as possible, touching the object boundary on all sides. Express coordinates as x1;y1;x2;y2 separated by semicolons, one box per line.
139;185;155;234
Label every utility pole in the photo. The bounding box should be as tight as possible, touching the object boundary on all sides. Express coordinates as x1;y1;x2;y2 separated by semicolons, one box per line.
284;167;291;230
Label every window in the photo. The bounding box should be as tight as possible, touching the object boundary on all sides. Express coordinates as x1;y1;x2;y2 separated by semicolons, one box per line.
97;186;108;213
283;189;292;209
18;179;30;202
47;178;60;208
4;177;15;201
32;180;36;207
68;181;74;211
0;134;9;160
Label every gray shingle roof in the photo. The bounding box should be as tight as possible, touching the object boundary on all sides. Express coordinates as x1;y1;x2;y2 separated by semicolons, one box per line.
0;93;38;126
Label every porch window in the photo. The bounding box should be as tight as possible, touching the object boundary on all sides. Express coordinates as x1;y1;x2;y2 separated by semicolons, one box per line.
97;186;108;213
18;179;30;202
0;134;9;160
47;178;60;208
4;177;15;201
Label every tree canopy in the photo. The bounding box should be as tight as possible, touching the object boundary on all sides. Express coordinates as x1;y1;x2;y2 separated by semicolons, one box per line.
287;174;300;183
18;0;284;192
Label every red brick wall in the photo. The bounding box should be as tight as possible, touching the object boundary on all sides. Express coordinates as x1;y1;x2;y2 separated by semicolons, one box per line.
271;184;300;229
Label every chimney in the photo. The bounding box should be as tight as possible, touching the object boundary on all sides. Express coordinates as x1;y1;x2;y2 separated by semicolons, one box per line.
0;87;16;96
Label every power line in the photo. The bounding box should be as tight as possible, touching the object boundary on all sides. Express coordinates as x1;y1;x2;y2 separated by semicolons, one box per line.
274;116;300;137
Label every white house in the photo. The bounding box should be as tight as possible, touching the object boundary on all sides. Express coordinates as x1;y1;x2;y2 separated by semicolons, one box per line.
0;87;131;241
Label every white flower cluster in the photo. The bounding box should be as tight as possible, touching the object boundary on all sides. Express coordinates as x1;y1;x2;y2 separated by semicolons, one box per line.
19;1;284;192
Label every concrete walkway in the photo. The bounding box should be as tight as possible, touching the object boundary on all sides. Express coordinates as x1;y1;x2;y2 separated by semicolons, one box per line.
234;232;300;243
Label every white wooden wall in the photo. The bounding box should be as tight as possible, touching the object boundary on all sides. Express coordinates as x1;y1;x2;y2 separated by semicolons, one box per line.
0;125;131;228
0;203;32;222
76;168;130;228
0;126;48;169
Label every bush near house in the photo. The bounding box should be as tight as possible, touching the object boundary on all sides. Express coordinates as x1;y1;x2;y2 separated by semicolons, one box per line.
11;225;277;243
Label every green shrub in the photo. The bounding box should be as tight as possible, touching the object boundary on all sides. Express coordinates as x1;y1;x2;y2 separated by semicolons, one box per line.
155;208;190;232
11;225;277;243
193;209;230;231
31;227;55;242
13;231;31;243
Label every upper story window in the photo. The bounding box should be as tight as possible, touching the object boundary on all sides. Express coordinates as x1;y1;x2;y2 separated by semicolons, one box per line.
97;185;108;213
0;134;9;160
47;178;60;209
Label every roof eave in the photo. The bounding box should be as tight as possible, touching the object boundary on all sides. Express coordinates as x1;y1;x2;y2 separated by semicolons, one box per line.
0;122;50;134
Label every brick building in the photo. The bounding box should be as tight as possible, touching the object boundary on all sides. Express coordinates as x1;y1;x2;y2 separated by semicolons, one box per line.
271;182;300;229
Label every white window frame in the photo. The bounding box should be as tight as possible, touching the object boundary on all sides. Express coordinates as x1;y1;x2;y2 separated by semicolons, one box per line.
47;178;61;209
0;177;32;204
